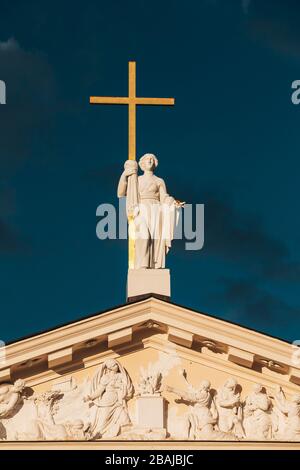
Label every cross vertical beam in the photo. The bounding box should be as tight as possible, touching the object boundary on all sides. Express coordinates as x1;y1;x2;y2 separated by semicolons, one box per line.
128;61;136;160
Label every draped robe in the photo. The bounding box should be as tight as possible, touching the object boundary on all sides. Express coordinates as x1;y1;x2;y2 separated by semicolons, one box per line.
119;169;178;269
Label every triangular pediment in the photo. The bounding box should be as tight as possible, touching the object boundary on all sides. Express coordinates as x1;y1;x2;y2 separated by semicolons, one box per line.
1;296;299;386
1;297;300;446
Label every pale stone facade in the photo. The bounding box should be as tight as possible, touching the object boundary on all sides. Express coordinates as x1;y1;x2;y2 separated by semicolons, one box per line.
1;296;300;449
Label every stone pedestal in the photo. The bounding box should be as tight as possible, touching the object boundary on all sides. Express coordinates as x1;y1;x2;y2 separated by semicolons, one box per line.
127;269;170;301
136;395;166;433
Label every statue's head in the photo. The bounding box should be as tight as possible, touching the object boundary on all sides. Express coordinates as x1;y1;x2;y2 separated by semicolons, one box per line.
139;153;158;172
199;380;211;391
13;379;25;393
253;383;263;394
224;377;237;390
105;358;120;373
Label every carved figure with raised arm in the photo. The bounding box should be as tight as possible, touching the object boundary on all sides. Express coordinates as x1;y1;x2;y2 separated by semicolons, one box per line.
166;370;223;439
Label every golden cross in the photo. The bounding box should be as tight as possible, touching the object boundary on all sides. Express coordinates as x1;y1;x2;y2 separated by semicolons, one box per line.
90;61;175;269
90;61;175;160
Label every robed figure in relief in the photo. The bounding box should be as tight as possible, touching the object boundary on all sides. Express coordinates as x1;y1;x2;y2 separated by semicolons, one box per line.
84;359;134;439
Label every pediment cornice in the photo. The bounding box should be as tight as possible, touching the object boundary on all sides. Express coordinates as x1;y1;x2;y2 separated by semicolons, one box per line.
0;297;299;386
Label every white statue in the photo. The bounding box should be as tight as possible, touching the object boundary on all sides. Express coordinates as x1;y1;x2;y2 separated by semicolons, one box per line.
2;367;300;441
11;391;67;440
243;384;272;440
117;154;183;269
166;369;223;439
215;377;244;438
30;391;70;440
0;379;25;419
84;359;134;439
272;386;300;441
0;380;92;441
0;387;68;441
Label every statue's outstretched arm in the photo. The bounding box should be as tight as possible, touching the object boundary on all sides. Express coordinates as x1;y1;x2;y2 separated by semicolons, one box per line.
274;391;289;414
166;385;195;403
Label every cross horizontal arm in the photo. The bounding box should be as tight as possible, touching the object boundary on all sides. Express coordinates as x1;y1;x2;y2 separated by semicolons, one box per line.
135;97;175;105
90;97;130;104
90;96;175;105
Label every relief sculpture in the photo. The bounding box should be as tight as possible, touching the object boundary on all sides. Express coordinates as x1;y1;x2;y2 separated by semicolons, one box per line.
1;360;300;442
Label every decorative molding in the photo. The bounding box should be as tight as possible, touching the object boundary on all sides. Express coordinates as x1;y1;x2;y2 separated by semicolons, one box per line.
108;327;133;348
1;441;300;450
141;336;300;393
168;327;194;348
7;332;300;395
1;298;298;377
289;368;300;386
48;347;73;369
227;347;254;368
0;367;11;383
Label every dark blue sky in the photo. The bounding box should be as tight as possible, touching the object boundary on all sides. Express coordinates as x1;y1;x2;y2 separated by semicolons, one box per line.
1;0;300;342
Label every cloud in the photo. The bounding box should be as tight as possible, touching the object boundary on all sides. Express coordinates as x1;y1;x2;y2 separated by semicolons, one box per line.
0;38;20;52
169;178;300;338
202;195;300;283
211;277;300;339
168;179;300;339
202;195;287;264
87;166;300;286
246;2;300;59
171;182;300;280
249;19;300;58
81;164;300;338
